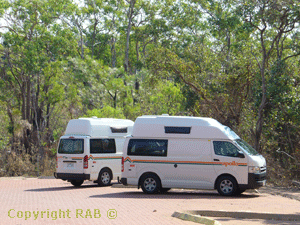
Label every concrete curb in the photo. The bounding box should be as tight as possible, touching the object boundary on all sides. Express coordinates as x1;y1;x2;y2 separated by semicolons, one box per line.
189;210;300;222
172;212;222;225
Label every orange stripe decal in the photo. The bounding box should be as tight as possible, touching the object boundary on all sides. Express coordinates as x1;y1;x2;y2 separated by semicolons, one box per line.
124;157;247;167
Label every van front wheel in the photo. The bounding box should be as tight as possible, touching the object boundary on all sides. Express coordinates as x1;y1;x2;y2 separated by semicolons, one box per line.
216;176;237;196
141;174;160;194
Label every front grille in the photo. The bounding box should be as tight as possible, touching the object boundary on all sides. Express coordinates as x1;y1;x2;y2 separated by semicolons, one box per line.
260;166;266;173
255;175;266;181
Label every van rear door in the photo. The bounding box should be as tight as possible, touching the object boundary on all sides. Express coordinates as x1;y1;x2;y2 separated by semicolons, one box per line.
57;137;85;176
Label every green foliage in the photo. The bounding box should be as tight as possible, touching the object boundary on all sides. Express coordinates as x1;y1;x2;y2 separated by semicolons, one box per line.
149;81;185;115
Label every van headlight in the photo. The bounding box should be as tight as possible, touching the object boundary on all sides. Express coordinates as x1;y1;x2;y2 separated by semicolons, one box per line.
249;166;260;173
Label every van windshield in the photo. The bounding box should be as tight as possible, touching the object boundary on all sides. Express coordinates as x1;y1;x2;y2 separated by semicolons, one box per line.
235;139;259;156
224;127;240;139
58;139;84;154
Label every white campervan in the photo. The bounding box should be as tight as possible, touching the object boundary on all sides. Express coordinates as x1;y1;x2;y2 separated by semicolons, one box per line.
121;115;267;196
54;117;134;187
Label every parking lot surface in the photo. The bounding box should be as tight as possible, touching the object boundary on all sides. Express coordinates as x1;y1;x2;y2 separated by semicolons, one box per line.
1;177;300;225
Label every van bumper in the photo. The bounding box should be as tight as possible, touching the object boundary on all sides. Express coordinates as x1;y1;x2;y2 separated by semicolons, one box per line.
120;178;127;185
54;172;90;181
239;172;267;190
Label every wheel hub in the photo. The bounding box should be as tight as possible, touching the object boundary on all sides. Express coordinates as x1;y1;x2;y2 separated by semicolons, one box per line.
101;172;110;184
220;180;233;193
144;178;156;191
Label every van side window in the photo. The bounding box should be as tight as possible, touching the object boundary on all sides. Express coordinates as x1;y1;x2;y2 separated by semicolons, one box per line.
213;141;240;157
128;139;168;156
90;139;116;154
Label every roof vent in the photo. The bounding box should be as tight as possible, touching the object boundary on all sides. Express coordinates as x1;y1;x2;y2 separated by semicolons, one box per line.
165;126;191;134
111;127;128;133
92;116;97;119
161;114;169;116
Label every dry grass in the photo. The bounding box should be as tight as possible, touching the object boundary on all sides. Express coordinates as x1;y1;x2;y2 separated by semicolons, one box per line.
264;152;300;187
1;151;56;177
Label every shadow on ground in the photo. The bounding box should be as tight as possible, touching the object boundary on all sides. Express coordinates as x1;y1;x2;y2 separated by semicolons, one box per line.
89;190;260;200
24;184;101;192
211;217;300;225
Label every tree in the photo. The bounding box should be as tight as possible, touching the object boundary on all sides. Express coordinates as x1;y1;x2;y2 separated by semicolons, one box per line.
0;0;77;155
238;0;300;150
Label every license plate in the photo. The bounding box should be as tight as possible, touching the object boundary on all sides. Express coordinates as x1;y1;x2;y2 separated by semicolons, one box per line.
263;180;266;186
67;163;74;168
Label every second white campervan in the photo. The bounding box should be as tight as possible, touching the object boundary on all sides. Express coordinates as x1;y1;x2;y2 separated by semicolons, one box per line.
54;117;134;187
121;115;267;196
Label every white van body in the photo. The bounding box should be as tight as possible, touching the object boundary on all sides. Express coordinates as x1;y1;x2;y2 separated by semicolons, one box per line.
54;117;134;187
121;115;266;196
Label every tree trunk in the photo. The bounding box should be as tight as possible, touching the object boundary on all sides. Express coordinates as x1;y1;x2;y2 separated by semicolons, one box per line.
26;78;31;121
111;36;116;68
254;62;267;151
91;18;98;58
124;0;136;73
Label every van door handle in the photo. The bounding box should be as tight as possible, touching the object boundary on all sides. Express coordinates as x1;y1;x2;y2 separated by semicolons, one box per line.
214;159;220;161
174;164;178;168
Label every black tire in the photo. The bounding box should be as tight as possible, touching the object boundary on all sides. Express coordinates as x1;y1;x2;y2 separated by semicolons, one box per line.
216;176;238;196
98;169;112;186
160;188;171;193
141;174;161;194
71;180;84;187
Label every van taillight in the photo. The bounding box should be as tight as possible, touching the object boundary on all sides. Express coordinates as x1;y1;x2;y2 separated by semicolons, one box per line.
56;157;58;168
121;157;124;172
84;155;88;169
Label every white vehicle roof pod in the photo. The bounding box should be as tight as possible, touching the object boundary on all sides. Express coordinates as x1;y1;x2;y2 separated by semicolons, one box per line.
132;115;240;140
65;117;134;137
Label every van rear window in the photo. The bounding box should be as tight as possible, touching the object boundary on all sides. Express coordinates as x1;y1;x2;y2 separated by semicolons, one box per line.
165;126;191;134
128;139;168;156
58;139;84;154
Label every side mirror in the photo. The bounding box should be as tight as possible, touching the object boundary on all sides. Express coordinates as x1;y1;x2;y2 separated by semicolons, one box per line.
237;151;245;158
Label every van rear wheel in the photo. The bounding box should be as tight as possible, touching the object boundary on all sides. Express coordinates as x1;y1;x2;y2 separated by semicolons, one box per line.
141;174;161;194
71;180;83;187
98;169;112;186
216;176;237;196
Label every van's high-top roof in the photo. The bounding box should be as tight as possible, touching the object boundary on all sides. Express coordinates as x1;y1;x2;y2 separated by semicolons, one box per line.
132;115;240;140
64;117;134;137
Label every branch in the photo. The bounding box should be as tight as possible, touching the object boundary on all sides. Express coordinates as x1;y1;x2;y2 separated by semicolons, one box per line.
251;45;262;70
283;52;300;61
276;148;300;165
0;26;19;34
